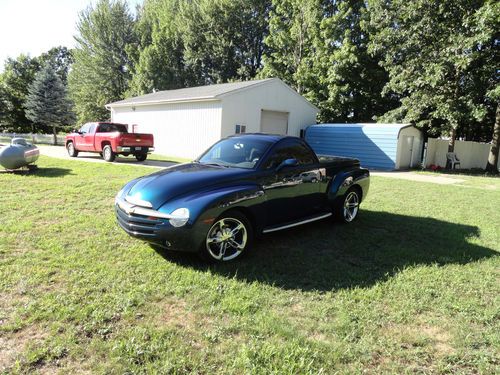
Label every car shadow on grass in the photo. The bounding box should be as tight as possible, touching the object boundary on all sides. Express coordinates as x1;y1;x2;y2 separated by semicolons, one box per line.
0;167;73;177
154;210;497;292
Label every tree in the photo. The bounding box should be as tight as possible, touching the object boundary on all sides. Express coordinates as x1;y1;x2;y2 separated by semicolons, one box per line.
39;46;74;85
367;0;498;151
261;0;396;123
127;0;190;95
314;0;398;122
181;0;271;84
25;63;75;145
69;0;137;123
260;0;320;95
0;55;40;132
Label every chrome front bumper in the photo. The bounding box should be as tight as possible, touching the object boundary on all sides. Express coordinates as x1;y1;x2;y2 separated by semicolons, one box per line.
115;196;188;220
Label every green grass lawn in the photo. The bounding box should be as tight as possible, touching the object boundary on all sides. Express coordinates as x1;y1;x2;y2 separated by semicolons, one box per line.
1;157;498;374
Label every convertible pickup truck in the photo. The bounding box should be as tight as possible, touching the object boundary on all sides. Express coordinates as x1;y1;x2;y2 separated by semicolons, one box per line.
65;122;154;162
115;134;369;262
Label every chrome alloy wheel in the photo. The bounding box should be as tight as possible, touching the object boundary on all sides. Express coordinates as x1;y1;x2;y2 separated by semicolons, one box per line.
343;191;359;222
206;217;247;261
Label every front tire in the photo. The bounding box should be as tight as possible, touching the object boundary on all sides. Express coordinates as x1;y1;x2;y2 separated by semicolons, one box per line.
67;142;78;157
202;210;253;262
335;187;361;223
102;145;115;162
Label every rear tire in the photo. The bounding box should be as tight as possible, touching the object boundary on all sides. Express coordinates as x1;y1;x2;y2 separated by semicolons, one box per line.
135;153;147;162
201;210;253;262
102;145;115;162
67;142;78;157
334;187;361;223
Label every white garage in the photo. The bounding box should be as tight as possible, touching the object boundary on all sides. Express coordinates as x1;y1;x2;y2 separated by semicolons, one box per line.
106;78;318;159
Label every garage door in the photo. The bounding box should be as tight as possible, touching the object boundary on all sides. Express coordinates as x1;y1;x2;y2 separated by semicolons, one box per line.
260;110;289;134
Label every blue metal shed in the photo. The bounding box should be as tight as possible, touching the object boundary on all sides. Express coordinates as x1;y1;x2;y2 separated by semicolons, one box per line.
305;123;423;170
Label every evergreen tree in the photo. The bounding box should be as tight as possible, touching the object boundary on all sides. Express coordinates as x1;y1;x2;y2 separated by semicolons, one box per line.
69;0;136;123
24;63;75;145
39;46;74;86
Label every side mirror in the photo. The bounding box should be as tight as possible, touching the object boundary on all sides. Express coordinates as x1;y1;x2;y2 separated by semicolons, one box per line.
276;158;298;171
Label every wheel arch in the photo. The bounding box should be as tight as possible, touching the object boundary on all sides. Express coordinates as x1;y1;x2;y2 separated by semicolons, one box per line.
101;140;111;151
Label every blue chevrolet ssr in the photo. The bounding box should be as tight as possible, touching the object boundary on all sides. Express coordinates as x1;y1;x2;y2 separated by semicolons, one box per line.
115;134;370;262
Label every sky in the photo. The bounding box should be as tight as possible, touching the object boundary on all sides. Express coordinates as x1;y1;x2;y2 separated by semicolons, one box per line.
0;0;143;71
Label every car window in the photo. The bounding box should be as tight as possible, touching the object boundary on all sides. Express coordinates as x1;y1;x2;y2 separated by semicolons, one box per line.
97;123;128;133
198;138;273;169
88;124;96;134
79;123;91;134
262;141;316;169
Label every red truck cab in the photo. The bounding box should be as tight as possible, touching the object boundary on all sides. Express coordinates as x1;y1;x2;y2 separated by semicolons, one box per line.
65;122;155;162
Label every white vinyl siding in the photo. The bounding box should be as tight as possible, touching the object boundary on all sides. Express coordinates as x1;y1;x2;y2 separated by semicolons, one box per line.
220;79;318;138
111;101;222;159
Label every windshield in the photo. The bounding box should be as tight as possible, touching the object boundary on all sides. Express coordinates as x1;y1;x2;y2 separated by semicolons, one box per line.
197;138;273;169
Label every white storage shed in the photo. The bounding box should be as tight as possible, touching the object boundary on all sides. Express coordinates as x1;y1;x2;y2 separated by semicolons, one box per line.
106;78;318;159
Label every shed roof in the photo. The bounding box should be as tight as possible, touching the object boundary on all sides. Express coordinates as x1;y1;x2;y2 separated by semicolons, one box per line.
106;78;276;108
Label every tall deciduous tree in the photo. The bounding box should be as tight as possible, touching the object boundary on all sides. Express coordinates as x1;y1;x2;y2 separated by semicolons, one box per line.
69;0;136;123
181;0;271;84
127;0;190;95
260;0;320;95
261;0;396;123
0;55;40;132
24;63;75;145
367;0;498;151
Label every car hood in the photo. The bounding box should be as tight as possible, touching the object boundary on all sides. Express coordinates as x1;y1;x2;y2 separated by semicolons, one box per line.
125;162;254;209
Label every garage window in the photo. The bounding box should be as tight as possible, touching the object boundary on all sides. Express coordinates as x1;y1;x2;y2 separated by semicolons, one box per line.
235;124;246;134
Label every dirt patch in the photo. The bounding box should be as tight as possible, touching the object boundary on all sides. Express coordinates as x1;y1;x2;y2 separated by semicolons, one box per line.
159;299;195;329
420;325;455;356
0;324;49;372
384;322;456;357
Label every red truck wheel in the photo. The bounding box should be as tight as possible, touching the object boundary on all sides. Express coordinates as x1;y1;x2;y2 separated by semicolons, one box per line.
67;142;78;157
102;145;116;162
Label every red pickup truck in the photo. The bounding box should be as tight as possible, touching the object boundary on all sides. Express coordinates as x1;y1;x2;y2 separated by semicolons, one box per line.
65;122;154;162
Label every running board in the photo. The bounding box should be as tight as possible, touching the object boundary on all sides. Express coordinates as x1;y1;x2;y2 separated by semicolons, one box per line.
262;212;332;234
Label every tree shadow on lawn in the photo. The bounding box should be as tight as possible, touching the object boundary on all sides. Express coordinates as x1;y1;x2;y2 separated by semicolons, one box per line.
155;210;498;292
0;167;73;177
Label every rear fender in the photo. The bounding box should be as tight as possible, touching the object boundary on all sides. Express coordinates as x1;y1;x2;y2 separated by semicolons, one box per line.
328;168;370;204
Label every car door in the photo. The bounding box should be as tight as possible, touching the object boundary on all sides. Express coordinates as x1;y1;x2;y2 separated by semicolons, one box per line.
74;123;90;151
259;140;323;226
82;123;96;151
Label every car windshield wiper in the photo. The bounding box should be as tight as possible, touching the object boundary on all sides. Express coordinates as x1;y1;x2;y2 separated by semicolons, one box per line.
199;162;230;168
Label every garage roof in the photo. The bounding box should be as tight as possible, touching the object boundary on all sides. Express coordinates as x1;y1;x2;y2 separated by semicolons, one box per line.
107;78;276;108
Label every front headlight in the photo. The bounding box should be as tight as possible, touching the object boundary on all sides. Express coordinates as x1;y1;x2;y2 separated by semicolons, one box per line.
169;208;190;227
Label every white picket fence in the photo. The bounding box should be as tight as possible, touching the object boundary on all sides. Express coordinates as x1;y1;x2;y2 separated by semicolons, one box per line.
0;132;66;145
425;138;499;170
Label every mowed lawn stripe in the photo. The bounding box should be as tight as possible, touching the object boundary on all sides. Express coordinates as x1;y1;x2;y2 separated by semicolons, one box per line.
0;156;498;374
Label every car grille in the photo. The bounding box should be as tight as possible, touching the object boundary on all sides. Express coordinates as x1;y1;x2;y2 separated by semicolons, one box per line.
115;203;161;237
